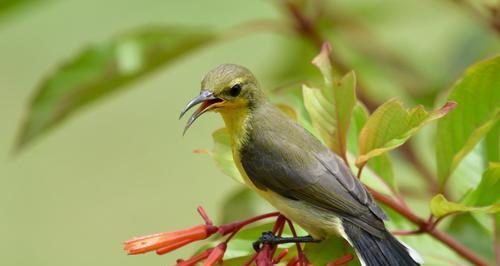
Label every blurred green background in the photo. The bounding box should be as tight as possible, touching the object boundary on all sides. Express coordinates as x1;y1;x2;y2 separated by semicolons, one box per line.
0;0;498;266
0;1;280;265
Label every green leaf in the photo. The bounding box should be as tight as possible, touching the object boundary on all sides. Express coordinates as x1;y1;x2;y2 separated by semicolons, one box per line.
303;42;357;161
436;56;500;187
445;214;495;263
445;138;487;199
204;128;243;184
347;103;395;190
304;237;360;266
346;103;370;156
484;122;499;162
0;0;39;18
16;26;215;150
366;153;395;191
430;194;500;219
462;162;500;206
220;187;273;224
356;98;455;168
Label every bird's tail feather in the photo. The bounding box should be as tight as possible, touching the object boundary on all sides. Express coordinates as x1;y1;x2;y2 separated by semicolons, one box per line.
342;219;422;266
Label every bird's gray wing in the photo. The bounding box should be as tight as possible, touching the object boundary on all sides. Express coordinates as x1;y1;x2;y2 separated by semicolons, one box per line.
240;127;387;236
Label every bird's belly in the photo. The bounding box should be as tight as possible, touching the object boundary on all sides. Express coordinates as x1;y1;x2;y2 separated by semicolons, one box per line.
258;189;345;240
231;147;345;240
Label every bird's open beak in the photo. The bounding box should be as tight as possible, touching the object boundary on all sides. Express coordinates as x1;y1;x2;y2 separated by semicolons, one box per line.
179;90;222;135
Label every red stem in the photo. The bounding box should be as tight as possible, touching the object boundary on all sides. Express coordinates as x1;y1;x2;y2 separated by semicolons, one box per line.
219;212;281;236
286;219;309;266
273;215;287;234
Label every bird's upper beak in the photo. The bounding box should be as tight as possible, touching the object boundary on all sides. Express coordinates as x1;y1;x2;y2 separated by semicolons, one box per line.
179;90;222;135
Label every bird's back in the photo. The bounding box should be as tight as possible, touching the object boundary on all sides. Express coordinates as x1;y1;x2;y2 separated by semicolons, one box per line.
237;101;387;236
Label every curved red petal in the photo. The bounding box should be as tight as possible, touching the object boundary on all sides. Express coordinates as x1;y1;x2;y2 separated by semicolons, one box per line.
156;238;193;255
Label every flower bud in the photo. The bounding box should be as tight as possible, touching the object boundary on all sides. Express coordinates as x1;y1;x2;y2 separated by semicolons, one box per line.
176;248;213;266
124;224;218;255
272;248;289;264
203;243;227;266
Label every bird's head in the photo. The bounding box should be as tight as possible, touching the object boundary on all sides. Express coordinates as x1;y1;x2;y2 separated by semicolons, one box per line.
180;64;263;134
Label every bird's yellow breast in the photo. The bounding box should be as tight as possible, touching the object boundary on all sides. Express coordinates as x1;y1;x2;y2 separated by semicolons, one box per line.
218;105;262;191
218;104;274;194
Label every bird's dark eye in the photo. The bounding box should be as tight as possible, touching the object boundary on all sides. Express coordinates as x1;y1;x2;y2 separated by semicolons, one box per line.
229;84;241;97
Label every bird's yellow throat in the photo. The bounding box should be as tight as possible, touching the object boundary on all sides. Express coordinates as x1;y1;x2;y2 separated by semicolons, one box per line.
218;104;252;149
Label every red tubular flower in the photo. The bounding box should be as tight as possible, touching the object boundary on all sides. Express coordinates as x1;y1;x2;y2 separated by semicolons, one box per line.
285;257;314;266
124;224;218;255
273;248;289;264
255;244;274;266
176;248;213;266
325;253;354;266
203;243;227;266
155;238;192;255
286;256;299;266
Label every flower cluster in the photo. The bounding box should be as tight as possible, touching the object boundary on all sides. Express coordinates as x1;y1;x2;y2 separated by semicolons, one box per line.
123;207;353;266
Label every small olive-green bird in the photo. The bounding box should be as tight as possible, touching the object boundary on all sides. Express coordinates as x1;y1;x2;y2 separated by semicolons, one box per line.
180;64;422;266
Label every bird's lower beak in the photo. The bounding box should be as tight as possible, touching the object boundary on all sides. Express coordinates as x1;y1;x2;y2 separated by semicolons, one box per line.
179;90;222;135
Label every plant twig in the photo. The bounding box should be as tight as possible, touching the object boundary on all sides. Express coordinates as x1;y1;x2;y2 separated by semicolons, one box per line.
282;0;379;111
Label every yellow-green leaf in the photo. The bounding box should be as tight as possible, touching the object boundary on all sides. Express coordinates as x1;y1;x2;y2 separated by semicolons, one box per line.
484;122;499;162
356;99;455;168
436;57;500;188
430;194;500;219
462;162;500;206
367;153;395;191
207;128;243;184
347;103;395;190
0;0;40;18
16;26;215;150
346;103;370;156
303;42;357;162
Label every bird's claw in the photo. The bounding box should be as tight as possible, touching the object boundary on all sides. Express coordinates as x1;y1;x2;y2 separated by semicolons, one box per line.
252;231;320;251
252;231;275;251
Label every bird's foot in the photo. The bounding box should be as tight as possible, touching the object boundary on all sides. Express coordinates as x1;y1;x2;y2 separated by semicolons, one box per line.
252;231;320;251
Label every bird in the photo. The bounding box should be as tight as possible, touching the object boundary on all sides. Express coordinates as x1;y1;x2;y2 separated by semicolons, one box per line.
180;64;422;266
